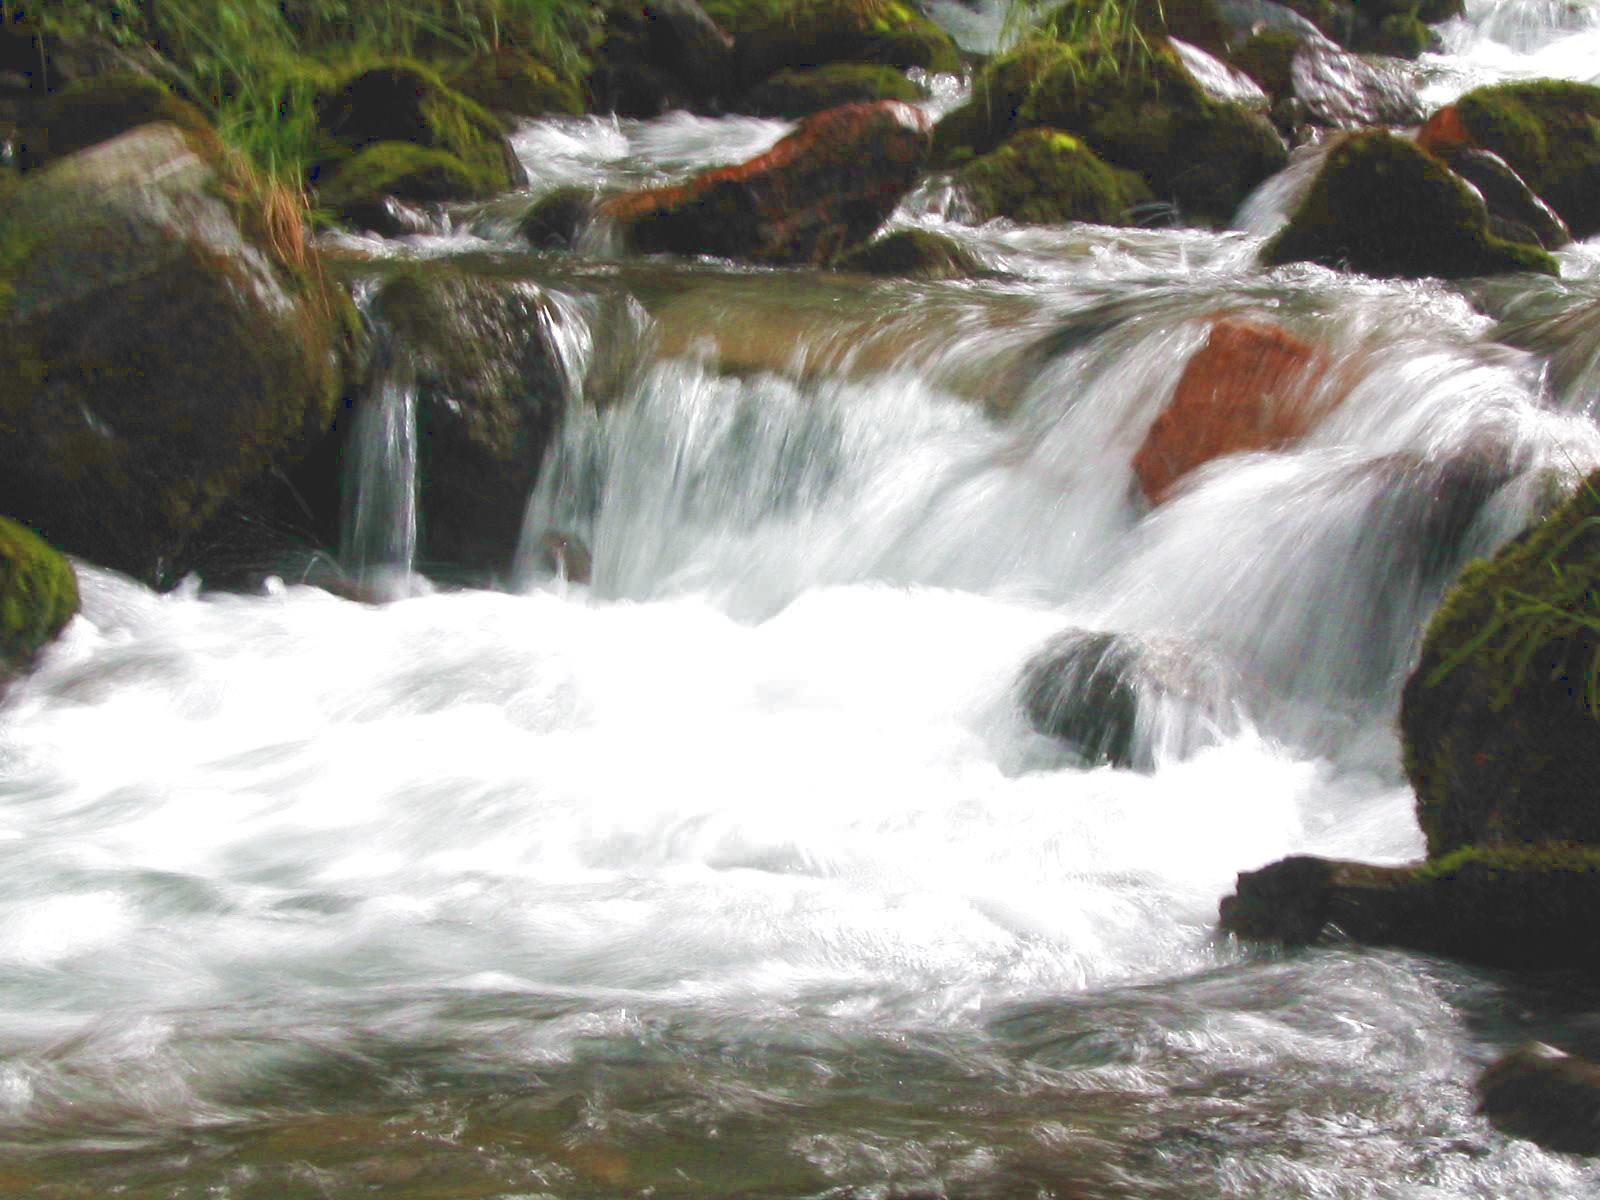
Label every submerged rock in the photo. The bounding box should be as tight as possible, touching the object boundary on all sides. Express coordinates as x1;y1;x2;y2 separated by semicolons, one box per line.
1439;82;1600;238
1134;317;1334;504
1220;845;1600;973
1018;628;1240;770
521;186;599;249
602;101;932;265
0;122;348;583
1402;470;1600;857
834;229;985;278
0;517;78;682
1261;131;1558;280
1479;1042;1600;1156
957;128;1153;227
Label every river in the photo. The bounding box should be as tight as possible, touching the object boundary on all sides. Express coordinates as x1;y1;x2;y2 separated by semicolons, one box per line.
3;1;1600;1195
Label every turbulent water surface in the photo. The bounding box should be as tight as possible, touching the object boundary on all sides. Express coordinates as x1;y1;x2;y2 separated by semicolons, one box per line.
6;1;1600;1195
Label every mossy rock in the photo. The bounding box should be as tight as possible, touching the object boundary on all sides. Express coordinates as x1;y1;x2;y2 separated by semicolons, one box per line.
737;62;926;117
1453;80;1600;238
319;143;497;226
1353;11;1433;57
931;38;1078;167
311;60;523;203
957;128;1153;226
834;228;984;277
15;71;218;170
0;122;350;584
1040;0;1231;55
448;50;585;118
1402;470;1600;857
1262;131;1558;279
1220;844;1600;972
1016;35;1288;223
0;516;78;675
703;0;961;90
1231;29;1300;99
521;185;598;248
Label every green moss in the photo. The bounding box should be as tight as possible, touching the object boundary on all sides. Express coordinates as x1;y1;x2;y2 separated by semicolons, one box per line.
1356;12;1432;58
1455;80;1600;238
1421;842;1600;880
1230;30;1300;99
1041;0;1230;55
1263;131;1559;279
448;51;584;117
312;59;519;200
0;516;78;672
931;39;1078;166
703;0;961;88
958;127;1152;225
319;142;495;216
739;62;927;117
834;228;984;277
17;72;221;171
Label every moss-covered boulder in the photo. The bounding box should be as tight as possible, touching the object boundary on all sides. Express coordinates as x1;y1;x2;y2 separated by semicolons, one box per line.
14;72;217;170
1401;471;1600;857
737;63;926;117
365;267;569;573
956;128;1152;226
1219;844;1600;973
1449;81;1600;239
602;100;933;265
931;39;1076;168
704;0;961;91
1262;131;1558;279
0;122;349;584
311;61;524;209
1232;32;1423;128
317;143;492;228
1043;0;1233;55
448;50;585;118
834;228;984;278
0;517;78;679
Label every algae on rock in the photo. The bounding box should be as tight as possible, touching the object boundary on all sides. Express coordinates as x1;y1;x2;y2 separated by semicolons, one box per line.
1453;80;1600;238
0;516;78;676
957;128;1153;226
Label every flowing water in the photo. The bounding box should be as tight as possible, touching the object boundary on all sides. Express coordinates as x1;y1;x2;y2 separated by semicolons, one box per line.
7;2;1600;1195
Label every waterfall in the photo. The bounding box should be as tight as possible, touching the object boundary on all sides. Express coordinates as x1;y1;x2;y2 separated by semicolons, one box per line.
340;348;420;593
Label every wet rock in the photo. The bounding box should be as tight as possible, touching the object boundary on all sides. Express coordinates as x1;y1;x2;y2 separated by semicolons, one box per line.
521;187;598;249
310;61;525;215
1018;628;1240;770
1479;1042;1600;1155
1261;131;1558;280
1402;469;1600;857
535;531;594;584
1491;297;1600;409
1168;38;1270;110
448;50;585;118
367;267;569;573
1215;0;1328;45
0;516;78;683
0;17;152;126
1220;845;1600;972
738;63;926;117
1443;148;1571;250
1441;81;1600;238
0;123;349;583
958;128;1153;227
1234;32;1423;128
13;71;217;171
834;229;985;278
602;101;933;265
705;0;961;93
1133;317;1334;504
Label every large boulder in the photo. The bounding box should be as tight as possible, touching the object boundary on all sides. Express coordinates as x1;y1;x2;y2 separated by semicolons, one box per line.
1232;31;1423;129
0;516;78;683
310;61;524;220
601;100;933;265
447;50;585;119
364;267;570;574
589;0;736;115
1427;82;1600;239
1133;317;1334;504
1219;844;1600;973
0;122;348;584
703;0;961;92
1401;470;1600;858
957;128;1153;226
1446;148;1571;251
737;63;926;117
1261;131;1558;280
1018;628;1241;770
13;72;218;171
1479;1043;1600;1156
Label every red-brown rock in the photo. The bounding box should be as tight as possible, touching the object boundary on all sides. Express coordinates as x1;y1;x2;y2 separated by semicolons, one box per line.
600;101;933;265
1416;104;1471;156
1134;317;1334;504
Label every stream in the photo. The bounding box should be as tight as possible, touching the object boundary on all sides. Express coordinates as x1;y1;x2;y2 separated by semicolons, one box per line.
4;0;1600;1195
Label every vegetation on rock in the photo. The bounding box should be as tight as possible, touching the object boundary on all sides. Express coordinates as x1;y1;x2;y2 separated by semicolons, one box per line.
0;516;78;675
1262;131;1558;279
738;63;926;117
1453;80;1600;238
703;0;961;90
957;128;1152;226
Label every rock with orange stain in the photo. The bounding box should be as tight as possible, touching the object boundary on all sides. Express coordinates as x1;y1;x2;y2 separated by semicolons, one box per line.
600;101;933;265
1133;317;1334;505
1416;104;1471;156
